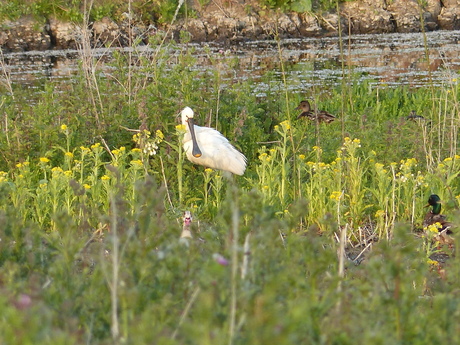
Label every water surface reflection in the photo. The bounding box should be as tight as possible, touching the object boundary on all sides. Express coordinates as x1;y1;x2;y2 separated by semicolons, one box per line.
2;30;460;92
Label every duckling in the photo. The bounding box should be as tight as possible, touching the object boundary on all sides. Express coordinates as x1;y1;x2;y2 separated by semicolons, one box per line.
423;194;454;246
295;100;336;124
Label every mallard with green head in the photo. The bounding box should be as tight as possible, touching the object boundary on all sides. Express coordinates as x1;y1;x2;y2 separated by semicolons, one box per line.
423;194;454;246
296;100;336;124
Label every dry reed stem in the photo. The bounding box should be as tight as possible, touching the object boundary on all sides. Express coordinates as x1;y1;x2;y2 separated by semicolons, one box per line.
109;193;120;341
241;233;251;280
171;286;201;340
229;180;239;345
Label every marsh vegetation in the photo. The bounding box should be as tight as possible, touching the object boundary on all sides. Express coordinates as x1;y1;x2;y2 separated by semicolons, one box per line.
1;16;460;345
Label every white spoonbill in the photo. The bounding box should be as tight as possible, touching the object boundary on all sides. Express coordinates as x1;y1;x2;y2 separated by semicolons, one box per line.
181;106;247;175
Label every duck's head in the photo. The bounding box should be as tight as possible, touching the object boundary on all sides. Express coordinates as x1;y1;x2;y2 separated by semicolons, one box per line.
427;194;442;214
295;100;312;111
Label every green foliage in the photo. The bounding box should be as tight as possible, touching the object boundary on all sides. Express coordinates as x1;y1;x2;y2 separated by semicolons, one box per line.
290;0;313;12
1;37;460;343
0;0;181;24
260;0;354;12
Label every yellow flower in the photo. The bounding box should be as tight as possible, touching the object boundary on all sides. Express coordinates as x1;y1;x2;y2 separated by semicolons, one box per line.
279;120;291;130
91;143;101;151
0;171;7;183
352;138;361;144
427;259;439;266
80;146;90;153
64;170;72;177
130;159;143;167
65;152;73;158
155;129;165;140
39;157;50;163
330;191;342;201
375;210;385;218
83;184;91;190
61;124;68;131
111;146;125;156
16;162;29;168
262;185;269;190
101;175;110;181
407;158;417;166
259;152;268;161
131;148;141;153
205;168;213;173
175;124;186;132
51;167;63;173
425;223;441;233
444;157;453;162
298;154;306;160
274;125;279;131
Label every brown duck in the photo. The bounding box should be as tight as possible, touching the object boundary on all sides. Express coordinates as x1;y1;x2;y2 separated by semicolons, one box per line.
406;110;425;121
296;100;336;123
423;194;454;246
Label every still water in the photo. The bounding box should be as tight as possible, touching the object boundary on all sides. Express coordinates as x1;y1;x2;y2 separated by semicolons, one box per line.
2;29;460;92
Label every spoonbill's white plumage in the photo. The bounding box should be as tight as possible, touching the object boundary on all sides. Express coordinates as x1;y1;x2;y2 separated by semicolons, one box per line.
181;107;247;175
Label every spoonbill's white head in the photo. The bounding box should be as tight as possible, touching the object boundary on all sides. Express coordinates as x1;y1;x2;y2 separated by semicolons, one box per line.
181;107;202;158
181;106;194;125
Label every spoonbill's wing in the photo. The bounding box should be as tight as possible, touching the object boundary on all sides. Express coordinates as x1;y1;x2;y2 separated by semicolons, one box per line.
185;126;247;175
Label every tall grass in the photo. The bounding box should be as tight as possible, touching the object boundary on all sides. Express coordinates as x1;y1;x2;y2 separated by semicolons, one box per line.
1;26;460;344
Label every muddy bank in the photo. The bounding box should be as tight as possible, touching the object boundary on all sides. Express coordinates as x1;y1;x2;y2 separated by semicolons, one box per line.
0;0;460;52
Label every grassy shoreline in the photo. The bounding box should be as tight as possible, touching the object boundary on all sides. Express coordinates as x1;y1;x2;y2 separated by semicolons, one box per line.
0;0;343;24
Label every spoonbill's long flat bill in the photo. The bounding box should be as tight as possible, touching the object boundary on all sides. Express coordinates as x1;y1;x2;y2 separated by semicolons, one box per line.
181;106;247;175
